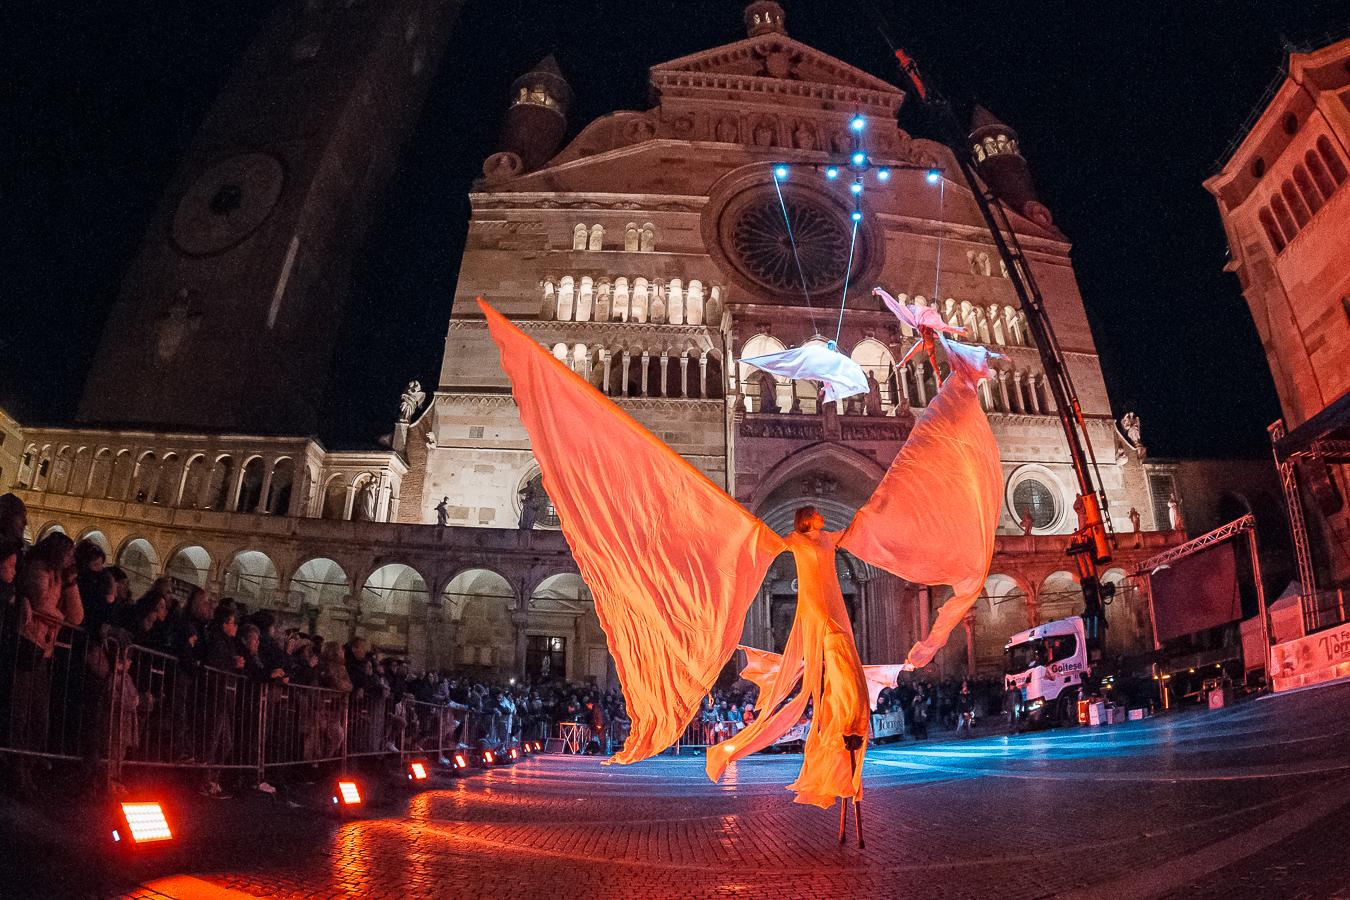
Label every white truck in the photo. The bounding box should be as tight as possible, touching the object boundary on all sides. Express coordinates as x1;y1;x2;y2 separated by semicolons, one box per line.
1004;616;1090;730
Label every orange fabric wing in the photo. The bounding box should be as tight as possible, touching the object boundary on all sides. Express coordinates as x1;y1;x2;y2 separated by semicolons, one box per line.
840;339;1003;668
737;645;902;710
481;299;786;763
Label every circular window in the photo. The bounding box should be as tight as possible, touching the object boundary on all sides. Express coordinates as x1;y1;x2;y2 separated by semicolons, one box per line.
730;196;852;295
520;473;560;529
1012;478;1058;529
704;173;879;302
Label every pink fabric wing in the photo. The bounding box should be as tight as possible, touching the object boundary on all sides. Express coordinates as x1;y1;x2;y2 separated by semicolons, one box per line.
481;299;787;764
873;286;967;337
840;334;1002;668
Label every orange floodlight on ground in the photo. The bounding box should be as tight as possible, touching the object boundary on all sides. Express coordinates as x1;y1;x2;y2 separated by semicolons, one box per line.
113;801;173;845
453;753;468;769
482;750;495;765
333;780;362;806
408;761;429;781
508;747;520;760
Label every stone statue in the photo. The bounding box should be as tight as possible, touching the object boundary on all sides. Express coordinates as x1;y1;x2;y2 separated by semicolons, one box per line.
715;117;737;143
792;122;815;151
519;479;546;530
358;481;377;521
757;372;779;413
1167;494;1184;532
864;371;883;417
434;496;449;527
1019;509;1034;536
1128;506;1141;533
1119;411;1145;458
399;380;426;423
753;119;776;148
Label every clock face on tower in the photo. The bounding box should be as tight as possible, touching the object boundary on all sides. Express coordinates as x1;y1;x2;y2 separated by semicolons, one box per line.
170;153;285;256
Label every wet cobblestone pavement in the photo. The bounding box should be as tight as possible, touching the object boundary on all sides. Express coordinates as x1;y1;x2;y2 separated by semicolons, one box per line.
20;681;1350;899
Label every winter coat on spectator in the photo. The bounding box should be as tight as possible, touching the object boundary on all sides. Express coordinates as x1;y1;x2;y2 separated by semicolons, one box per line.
18;565;83;658
204;631;243;674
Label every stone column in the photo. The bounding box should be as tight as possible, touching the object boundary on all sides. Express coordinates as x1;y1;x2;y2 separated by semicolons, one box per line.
963;612;977;678
257;462;275;513
343;484;357;521
511;610;529;677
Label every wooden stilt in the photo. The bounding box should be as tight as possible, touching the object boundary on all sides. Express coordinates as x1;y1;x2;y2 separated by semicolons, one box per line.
853;796;864;849
838;796;848;845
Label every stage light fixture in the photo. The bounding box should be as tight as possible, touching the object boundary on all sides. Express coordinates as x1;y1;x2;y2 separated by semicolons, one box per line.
850;210;863;222
408;761;429;781
825;166;839;179
453;753;468;769
877;168;891;181
850;180;863;195
774;165;789;180
851;152;866;166
483;750;495;765
113;801;172;845
925;168;941;184
509;747;520;760
850;115;866;132
333;780;362;806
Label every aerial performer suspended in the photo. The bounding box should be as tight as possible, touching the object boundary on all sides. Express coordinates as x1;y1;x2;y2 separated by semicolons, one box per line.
479;297;1001;846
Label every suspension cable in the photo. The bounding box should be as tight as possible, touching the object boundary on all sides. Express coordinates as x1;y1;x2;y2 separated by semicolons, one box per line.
835;216;860;343
771;171;821;337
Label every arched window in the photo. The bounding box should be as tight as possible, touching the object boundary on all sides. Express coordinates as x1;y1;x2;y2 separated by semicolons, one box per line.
1270;193;1297;242
1293;164;1323;213
631;277;650;323
666;278;684;325
686;280;704;326
320;475;346;520
988;304;1007;345
576;276;594;322
613;277;630;322
624;223;639;252
225;550;280;606
1305;149;1336;198
571;344;590;382
1259;207;1286;253
593;280;611;322
850;338;898;408
236;457;266;512
738;334;788;412
1317;135;1347;185
705;285;723;324
1281;179;1310;227
205;455;233;510
572;223;587;250
557;275;575;321
639;223;655;252
266;457;295;515
648;283;666;323
152;453;181;505
88;449;113;498
131;451;157;503
540;280;557;320
587;224;603;251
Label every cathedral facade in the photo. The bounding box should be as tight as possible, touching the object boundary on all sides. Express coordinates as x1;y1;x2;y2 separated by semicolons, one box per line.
11;3;1179;681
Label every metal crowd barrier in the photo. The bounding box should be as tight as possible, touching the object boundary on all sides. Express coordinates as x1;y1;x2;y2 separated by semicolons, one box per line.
0;620;655;787
0;618;100;764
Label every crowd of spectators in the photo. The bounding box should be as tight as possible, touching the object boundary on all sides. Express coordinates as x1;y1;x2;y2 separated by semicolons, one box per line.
0;491;1017;799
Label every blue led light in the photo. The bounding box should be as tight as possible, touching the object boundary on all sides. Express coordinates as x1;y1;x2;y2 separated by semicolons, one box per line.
825;166;840;179
852;152;866;166
850;210;863;222
774;165;789;180
850;115;866;132
849;180;863;195
877;167;891;181
925;168;941;184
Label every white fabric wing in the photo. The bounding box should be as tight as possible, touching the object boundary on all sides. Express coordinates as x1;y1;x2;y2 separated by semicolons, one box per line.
741;345;869;404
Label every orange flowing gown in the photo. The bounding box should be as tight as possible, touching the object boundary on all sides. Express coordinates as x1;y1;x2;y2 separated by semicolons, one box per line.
480;298;1001;808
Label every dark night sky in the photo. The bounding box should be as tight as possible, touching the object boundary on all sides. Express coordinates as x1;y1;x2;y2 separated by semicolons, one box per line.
4;1;1346;456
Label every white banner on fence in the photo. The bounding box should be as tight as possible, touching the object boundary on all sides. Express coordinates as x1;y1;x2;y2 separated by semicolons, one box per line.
1271;623;1350;692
